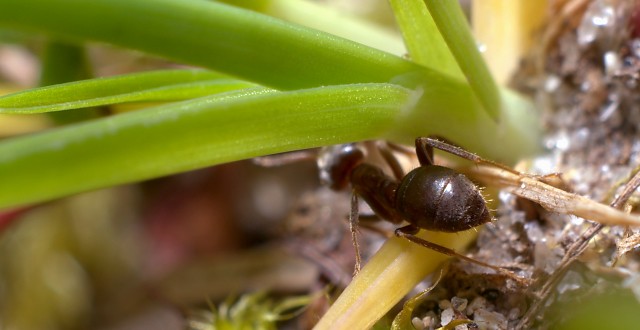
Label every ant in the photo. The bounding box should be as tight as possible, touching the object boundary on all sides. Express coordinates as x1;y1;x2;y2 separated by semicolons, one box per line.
319;137;526;280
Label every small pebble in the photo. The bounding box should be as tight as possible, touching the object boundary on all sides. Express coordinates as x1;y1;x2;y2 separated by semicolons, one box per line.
411;317;424;330
451;296;468;311
465;297;488;316
474;309;508;330
441;307;455;326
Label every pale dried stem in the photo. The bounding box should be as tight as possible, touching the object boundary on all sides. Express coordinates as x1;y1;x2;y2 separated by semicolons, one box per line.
467;164;640;227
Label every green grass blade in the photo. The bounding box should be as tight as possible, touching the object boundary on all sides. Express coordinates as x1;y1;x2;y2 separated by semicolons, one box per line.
0;0;422;90
0;70;255;113
388;0;462;78
0;84;409;209
424;0;502;122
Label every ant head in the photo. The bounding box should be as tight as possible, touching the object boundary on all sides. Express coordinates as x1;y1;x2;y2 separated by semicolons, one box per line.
317;144;366;190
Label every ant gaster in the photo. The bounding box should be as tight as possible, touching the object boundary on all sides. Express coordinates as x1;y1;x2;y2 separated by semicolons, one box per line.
319;137;524;280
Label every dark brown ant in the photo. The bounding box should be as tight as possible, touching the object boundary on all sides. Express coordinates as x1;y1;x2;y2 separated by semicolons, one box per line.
319;137;526;280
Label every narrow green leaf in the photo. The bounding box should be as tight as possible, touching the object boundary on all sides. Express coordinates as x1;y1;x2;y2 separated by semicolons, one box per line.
424;0;502;122
388;0;462;79
0;0;422;90
0;70;255;113
0;84;409;209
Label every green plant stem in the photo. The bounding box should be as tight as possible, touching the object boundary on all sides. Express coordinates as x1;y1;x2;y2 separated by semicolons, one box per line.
387;0;462;78
39;41;90;87
384;77;539;166
39;40;99;124
39;40;97;123
425;0;502;121
0;84;408;209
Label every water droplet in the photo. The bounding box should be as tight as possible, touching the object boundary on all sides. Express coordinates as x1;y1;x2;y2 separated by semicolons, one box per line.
553;131;571;151
544;75;561;92
604;51;621;75
577;0;616;46
477;42;487;53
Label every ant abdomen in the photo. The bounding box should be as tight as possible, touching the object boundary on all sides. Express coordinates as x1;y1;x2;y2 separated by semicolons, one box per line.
395;165;491;232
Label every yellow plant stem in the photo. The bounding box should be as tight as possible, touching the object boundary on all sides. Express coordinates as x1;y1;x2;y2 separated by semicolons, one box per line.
314;229;478;329
472;0;548;84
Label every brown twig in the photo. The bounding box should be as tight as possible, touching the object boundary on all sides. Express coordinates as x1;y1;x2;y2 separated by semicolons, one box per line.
466;164;640;227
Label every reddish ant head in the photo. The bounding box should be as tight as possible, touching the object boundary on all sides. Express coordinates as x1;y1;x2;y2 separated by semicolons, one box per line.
317;144;366;190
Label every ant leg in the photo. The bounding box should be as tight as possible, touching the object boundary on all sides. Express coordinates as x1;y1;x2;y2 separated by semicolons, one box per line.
349;191;363;275
395;225;530;284
414;138;435;166
376;141;405;181
416;137;520;175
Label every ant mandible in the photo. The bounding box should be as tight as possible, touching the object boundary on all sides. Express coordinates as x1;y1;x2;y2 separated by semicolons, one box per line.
319;137;524;279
